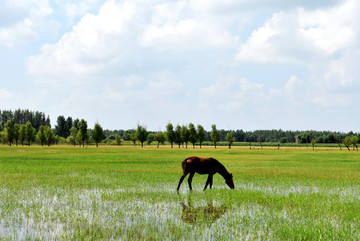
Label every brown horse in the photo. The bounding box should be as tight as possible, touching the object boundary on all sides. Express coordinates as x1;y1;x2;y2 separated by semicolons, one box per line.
177;156;235;191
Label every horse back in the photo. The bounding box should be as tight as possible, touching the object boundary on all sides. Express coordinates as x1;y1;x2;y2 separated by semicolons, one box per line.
182;156;219;174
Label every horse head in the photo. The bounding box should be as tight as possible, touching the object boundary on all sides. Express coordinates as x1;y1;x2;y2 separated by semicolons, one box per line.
225;173;235;189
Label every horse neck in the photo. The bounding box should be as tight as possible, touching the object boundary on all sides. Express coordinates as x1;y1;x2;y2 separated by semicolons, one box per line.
216;162;230;179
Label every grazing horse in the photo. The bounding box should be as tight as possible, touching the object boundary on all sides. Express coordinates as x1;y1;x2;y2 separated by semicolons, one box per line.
177;156;234;191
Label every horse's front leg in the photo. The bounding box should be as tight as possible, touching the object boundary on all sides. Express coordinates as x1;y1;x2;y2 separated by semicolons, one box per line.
188;172;195;190
204;174;213;190
177;173;188;191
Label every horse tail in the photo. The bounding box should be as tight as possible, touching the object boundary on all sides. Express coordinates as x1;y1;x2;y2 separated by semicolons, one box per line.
181;157;193;175
182;158;188;170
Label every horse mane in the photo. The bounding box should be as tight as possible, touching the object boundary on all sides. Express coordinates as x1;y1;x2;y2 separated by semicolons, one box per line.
210;158;231;179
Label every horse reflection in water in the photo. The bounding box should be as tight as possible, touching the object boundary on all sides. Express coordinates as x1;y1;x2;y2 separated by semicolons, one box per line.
180;197;228;226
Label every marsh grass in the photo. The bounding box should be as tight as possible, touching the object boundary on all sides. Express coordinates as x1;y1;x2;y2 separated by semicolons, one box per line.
1;145;360;240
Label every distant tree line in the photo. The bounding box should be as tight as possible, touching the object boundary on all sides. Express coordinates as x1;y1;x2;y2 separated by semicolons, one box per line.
0;109;50;131
106;128;359;145
1;109;359;150
102;123;359;151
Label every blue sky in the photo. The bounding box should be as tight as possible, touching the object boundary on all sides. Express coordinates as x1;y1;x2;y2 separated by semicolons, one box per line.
1;0;359;132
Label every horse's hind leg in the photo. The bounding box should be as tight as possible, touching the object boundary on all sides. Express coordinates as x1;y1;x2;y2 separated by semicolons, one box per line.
188;172;195;190
204;174;213;190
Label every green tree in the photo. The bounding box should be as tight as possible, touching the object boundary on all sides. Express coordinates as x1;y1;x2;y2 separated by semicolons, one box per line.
174;124;182;148
197;124;205;149
65;117;73;137
165;123;175;148
55;115;67;138
135;124;148;148
327;133;336;143
226;132;235;149
13;124;20;146
343;136;352;151
311;138;316;151
335;134;343;151
54;135;61;145
210;124;220;149
19;124;26;146
0;110;13;127
130;131;137;147
37;126;46;146
44;126;54;146
67;126;77;146
123;130;132;141
76;131;82;146
147;133;155;145
115;135;122;145
0;131;3;144
4;120;14;146
77;119;89;147
181;125;190;149
13;109;21;125
188;123;197;148
257;135;263;149
92;122;104;147
297;132;311;145
351;135;358;151
279;137;288;144
155;131;165;148
25;122;34;146
73;119;80;131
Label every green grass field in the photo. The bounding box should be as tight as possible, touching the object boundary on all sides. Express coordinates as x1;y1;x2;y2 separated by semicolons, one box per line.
1;145;360;240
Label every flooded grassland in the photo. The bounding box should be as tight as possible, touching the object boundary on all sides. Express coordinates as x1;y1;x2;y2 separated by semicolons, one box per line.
1;145;360;240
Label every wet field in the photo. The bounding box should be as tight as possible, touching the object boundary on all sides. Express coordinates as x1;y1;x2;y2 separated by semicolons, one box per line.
1;145;360;240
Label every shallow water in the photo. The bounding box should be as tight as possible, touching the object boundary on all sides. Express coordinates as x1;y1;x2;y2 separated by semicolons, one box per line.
1;181;360;240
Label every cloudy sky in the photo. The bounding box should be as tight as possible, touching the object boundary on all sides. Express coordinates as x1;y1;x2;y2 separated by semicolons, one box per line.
1;0;359;132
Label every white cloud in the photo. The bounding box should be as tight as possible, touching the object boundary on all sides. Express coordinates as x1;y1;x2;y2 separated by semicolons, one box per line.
236;0;360;63
123;74;144;88
0;88;35;112
65;0;99;19
0;0;52;47
324;58;354;87
235;10;315;63
235;0;360;109
27;0;239;86
104;72;183;104
198;78;265;112
141;19;236;49
280;75;353;108
0;89;14;100
149;72;183;92
197;72;352;121
27;0;135;85
140;1;238;50
0;19;37;47
189;0;342;14
298;0;357;55
284;75;304;96
235;13;292;63
12;0;360;131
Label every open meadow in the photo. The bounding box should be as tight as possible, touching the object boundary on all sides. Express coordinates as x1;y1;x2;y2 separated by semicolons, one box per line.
1;145;360;240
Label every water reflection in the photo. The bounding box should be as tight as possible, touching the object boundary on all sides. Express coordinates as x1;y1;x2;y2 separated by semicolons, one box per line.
180;196;228;226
